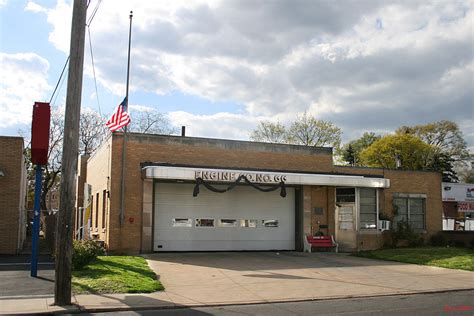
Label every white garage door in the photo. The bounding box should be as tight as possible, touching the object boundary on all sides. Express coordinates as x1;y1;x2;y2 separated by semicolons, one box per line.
154;183;295;251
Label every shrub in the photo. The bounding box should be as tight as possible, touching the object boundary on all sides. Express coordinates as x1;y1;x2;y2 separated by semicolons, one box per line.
449;240;465;248
379;212;391;221
72;240;105;270
391;220;422;247
430;233;447;247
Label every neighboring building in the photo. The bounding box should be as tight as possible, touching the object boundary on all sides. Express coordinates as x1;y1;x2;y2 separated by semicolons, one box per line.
441;182;474;231
0;136;27;254
77;132;443;254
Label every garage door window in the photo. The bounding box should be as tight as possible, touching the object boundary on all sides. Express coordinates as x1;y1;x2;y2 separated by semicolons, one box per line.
262;220;279;227
240;219;257;228
172;218;192;227
196;218;215;227
218;219;238;227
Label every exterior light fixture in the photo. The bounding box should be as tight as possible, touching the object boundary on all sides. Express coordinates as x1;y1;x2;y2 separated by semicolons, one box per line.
0;170;4;177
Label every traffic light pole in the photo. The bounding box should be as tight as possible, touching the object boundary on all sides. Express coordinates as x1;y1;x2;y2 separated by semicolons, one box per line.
30;164;42;277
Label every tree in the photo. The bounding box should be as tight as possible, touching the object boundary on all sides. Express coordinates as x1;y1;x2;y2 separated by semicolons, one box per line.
344;144;356;166
339;132;381;166
250;121;287;143
430;152;459;183
79;109;108;155
128;108;177;135
397;120;468;159
459;169;474;183
287;113;341;148
359;134;434;170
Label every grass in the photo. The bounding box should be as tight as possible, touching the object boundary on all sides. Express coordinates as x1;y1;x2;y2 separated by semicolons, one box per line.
72;256;164;294
355;247;474;271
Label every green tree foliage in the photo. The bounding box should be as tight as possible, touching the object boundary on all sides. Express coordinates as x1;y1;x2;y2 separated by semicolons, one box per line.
430;152;459;183
249;121;287;143
344;144;356;166
339;132;381;166
359;134;434;169
458;169;474;183
397;120;468;159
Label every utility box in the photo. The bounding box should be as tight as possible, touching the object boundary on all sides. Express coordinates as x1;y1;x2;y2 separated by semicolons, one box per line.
31;102;51;165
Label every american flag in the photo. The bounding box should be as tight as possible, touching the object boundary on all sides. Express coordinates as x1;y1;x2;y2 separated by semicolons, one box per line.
106;97;131;132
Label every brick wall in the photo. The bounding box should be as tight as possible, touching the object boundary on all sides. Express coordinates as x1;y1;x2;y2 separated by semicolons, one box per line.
0;137;25;254
85;138;112;247
106;134;334;253
85;133;444;253
333;166;443;246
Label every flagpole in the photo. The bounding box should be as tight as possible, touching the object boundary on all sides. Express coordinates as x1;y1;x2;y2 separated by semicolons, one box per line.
120;11;133;226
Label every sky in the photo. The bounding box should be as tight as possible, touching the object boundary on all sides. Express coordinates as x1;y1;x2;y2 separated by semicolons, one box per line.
0;0;473;151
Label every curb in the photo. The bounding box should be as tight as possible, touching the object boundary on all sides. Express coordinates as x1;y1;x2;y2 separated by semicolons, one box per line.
26;288;474;315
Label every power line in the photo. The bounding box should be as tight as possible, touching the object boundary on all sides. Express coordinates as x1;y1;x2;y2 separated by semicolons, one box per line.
52;66;68;107
86;0;101;27
49;56;69;104
87;26;102;117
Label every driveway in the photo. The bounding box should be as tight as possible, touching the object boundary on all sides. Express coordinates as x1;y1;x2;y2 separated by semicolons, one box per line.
145;252;474;306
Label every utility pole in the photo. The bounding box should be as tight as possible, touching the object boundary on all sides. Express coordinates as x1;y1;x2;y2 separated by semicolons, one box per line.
54;0;87;306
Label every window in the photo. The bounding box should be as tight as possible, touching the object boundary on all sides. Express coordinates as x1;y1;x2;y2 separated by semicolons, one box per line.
360;188;377;229
240;219;257;228
393;197;425;231
196;218;215;227
90;195;94;227
262;220;279;227
95;193;99;228
336;188;355;203
173;218;192;227
102;190;107;229
218;219;238;227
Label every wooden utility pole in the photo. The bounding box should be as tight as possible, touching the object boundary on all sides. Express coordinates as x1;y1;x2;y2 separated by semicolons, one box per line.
54;0;87;306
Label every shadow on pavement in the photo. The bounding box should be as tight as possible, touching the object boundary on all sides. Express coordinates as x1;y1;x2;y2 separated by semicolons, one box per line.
0;254;55;297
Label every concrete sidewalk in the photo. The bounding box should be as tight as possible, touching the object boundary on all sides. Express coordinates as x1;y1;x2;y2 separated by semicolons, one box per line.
1;252;473;314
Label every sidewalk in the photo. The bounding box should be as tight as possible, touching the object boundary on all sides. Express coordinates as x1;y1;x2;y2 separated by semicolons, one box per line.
2;284;474;314
1;253;473;314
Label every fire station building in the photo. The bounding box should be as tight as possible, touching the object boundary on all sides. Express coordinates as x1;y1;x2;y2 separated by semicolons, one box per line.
76;132;443;253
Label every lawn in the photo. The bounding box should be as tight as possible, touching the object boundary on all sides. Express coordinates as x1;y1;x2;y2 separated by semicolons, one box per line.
355;247;474;271
72;256;164;294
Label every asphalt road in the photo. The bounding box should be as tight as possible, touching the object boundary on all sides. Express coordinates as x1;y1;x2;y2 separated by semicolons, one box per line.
0;254;55;297
83;290;474;316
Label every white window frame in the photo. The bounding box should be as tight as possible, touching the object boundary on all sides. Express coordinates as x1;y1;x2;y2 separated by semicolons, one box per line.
358;188;379;231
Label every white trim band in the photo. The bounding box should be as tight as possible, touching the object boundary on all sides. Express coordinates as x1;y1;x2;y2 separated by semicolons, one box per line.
143;166;390;188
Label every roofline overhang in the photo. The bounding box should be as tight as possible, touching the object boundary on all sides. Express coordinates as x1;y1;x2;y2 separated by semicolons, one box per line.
143;165;390;188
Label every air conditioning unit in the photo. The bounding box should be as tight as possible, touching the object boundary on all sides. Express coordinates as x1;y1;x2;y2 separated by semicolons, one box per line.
379;220;390;232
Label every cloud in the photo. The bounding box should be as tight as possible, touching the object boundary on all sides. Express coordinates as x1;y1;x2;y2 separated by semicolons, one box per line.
25;0;72;54
31;0;474;149
168;111;259;140
129;104;155;113
0;52;51;128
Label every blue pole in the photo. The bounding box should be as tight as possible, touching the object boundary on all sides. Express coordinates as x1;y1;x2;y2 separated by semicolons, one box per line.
31;164;42;277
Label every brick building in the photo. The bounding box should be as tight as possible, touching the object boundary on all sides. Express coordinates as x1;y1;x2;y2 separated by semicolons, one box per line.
0;136;27;254
77;132;443;253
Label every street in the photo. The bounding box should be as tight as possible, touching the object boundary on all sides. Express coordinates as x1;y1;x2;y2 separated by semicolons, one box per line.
82;290;474;315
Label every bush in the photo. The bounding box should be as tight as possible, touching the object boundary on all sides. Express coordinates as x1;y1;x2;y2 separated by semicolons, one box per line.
430;233;447;247
72;240;105;270
449;240;465;248
392;220;422;247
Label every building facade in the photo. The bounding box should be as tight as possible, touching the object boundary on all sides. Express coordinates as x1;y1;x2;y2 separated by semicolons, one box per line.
78;133;443;253
0;136;27;254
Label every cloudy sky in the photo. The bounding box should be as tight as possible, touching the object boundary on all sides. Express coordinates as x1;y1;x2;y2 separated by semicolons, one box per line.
0;0;473;150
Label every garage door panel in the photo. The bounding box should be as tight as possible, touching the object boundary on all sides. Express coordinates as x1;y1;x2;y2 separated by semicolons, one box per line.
154;183;295;251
